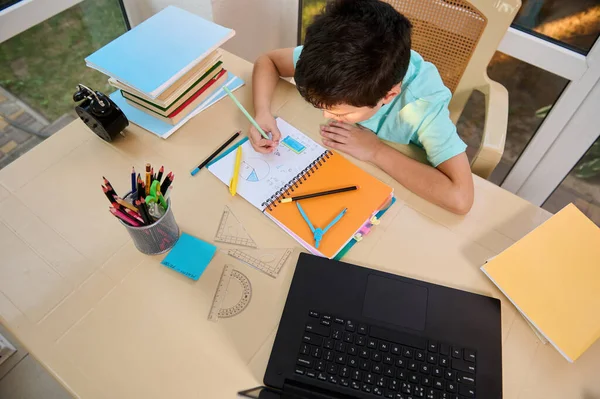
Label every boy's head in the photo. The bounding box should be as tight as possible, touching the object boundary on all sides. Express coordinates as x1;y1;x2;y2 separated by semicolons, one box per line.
295;0;412;123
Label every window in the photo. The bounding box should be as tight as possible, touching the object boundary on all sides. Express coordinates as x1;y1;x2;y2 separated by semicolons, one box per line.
0;0;22;12
512;0;600;54
0;0;127;168
543;137;600;225
457;52;569;185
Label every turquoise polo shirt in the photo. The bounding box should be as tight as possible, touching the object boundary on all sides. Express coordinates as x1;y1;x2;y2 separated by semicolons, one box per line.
293;46;466;167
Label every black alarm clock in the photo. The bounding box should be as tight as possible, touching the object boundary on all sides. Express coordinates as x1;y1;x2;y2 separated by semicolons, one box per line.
73;84;129;142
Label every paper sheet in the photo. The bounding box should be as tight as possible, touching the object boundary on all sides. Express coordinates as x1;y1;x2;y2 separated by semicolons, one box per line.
208;118;326;210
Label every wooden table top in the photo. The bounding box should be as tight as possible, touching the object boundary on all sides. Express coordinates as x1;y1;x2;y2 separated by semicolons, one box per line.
0;51;598;399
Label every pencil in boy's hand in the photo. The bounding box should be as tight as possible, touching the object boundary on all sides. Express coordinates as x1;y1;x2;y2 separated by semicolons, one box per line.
279;185;359;203
222;87;269;140
191;131;240;176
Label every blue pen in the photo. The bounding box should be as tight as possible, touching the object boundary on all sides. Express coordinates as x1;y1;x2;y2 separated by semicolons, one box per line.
296;202;348;248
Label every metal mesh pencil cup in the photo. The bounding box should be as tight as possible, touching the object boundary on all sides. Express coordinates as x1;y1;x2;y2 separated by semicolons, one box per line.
120;196;180;255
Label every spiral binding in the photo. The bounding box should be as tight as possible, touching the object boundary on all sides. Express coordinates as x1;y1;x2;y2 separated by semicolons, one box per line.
261;150;333;211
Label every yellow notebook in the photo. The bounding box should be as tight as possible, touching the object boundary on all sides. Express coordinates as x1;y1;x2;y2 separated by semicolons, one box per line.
481;204;600;362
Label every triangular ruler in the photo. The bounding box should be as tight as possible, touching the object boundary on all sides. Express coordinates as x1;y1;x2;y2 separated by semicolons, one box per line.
214;206;257;248
226;248;293;278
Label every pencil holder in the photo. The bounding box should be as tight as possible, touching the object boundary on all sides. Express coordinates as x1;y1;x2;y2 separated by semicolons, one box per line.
120;195;180;255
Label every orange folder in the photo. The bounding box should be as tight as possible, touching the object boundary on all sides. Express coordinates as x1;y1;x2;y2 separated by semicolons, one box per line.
266;151;393;259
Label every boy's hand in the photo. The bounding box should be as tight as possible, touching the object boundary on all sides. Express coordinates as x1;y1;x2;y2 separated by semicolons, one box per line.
320;121;383;162
249;112;281;153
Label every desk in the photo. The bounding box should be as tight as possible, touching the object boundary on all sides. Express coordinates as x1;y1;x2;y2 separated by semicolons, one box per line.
0;51;598;399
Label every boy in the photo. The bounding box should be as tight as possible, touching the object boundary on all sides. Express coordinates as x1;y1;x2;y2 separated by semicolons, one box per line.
248;0;474;215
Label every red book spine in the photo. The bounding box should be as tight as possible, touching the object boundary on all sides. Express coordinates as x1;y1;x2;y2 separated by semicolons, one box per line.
167;69;227;118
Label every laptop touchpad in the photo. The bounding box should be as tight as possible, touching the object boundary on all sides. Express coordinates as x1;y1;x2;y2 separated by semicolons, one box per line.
362;274;428;331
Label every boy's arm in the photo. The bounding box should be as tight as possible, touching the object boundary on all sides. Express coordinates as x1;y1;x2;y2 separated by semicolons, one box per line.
249;48;296;153
320;122;474;215
372;146;474;215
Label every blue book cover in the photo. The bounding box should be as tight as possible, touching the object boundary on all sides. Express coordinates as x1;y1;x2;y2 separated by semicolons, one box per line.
110;74;244;138
86;6;235;98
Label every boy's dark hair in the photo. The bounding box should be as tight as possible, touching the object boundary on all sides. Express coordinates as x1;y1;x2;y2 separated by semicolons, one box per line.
295;0;412;109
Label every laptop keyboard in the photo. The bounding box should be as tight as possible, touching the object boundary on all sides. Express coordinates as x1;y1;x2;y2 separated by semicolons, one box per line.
295;311;477;399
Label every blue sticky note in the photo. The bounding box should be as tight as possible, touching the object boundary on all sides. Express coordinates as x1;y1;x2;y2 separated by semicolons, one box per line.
161;233;216;280
282;135;306;153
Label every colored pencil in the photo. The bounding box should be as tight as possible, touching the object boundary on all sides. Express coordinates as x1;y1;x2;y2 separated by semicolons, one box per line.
164;185;173;200
123;208;144;223
160;172;173;194
103;177;117;197
157;166;164;183
145;163;151;195
190;131;240;176
110;207;141;227
115;197;138;212
136;198;152;225
136;174;143;201
223;87;269;139
131;167;136;193
279;185;359;203
229;147;242;196
102;185;115;203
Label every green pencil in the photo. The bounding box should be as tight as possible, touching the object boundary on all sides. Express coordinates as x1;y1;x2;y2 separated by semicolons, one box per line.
223;86;270;140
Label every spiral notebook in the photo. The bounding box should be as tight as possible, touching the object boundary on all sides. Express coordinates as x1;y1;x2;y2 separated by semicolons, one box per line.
208;118;394;258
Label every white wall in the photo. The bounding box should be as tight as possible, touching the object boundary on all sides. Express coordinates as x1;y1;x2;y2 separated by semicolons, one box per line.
123;0;298;62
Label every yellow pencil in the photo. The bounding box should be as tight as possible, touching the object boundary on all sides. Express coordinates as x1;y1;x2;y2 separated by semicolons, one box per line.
145;163;151;195
229;147;242;196
116;198;138;212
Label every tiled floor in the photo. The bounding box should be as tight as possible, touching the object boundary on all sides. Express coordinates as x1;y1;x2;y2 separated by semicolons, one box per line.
0;324;72;399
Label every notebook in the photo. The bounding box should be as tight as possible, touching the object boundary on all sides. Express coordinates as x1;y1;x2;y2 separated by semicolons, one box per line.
125;69;228;124
122;62;224;116
481;204;600;362
111;73;244;138
86;6;234;97
208;118;394;259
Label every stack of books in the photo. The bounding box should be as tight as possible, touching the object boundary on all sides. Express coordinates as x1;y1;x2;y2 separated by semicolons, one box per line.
85;6;244;138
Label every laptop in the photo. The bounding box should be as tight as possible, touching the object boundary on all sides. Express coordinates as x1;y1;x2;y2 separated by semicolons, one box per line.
239;253;502;399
